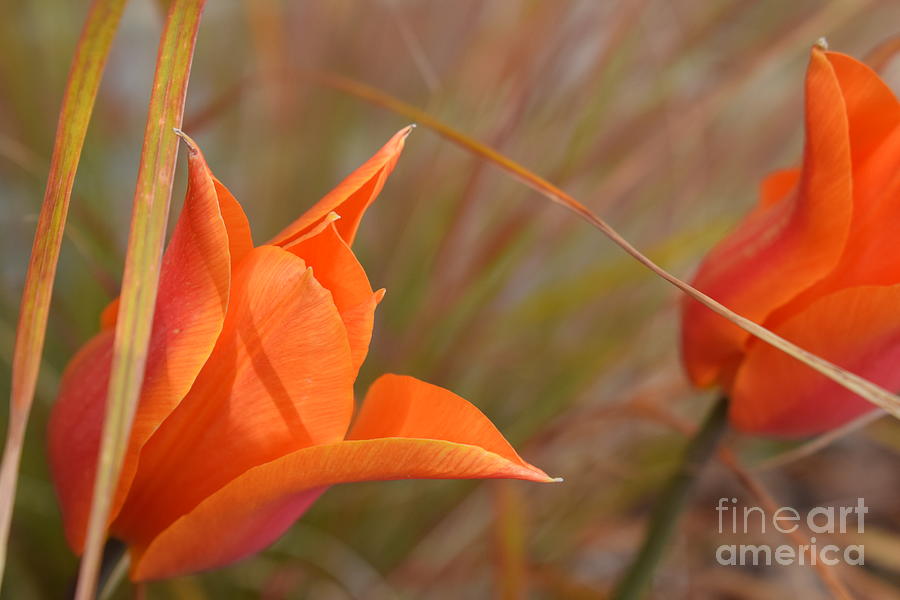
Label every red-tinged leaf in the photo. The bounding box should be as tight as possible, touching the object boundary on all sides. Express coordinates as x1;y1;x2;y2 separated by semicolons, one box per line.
0;0;125;592
73;2;206;599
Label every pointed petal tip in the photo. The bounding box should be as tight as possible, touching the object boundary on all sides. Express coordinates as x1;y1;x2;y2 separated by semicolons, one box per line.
530;469;562;484
814;37;829;51
395;124;415;143
173;128;200;156
269;127;411;247
510;461;559;483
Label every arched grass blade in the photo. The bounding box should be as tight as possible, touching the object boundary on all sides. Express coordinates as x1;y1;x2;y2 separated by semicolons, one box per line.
320;73;900;422
74;1;206;598
864;34;900;73
0;0;126;592
753;409;886;471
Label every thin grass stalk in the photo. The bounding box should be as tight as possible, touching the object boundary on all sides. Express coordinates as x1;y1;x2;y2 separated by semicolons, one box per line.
753;410;885;471
318;73;900;421
0;0;126;591
492;481;528;600
717;447;853;600
611;397;729;600
864;34;900;73
73;1;206;598
635;400;853;599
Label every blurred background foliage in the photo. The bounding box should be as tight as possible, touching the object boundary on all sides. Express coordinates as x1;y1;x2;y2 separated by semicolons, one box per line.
2;1;900;598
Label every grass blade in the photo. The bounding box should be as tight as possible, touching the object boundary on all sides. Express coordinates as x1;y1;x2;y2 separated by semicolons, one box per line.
611;397;729;600
492;481;528;600
643;402;853;598
319;73;900;423
0;0;126;591
74;1;206;598
753;409;886;471
864;34;900;73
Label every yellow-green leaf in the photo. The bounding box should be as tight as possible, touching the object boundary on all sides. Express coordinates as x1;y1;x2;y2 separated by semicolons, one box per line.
73;2;206;598
0;0;126;592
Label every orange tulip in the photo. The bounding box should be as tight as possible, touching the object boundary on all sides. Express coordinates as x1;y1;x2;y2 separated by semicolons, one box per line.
681;47;900;436
48;127;554;580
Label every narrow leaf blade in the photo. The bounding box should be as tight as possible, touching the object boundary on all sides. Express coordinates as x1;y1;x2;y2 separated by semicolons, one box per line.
74;2;207;598
0;0;126;591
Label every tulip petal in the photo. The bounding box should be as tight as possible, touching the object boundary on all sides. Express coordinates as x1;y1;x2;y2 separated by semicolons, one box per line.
130;375;550;580
754;57;900;325
47;331;114;551
826;51;900;166
48;146;232;551
114;245;355;547
681;47;852;387
96;174;254;333
99;297;118;330
731;284;900;435
827;124;900;285
286;219;377;372
213;177;254;265
346;374;537;470
757;168;800;210
268;126;411;247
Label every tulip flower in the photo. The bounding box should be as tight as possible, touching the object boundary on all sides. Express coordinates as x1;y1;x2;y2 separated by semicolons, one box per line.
48;127;554;580
681;46;900;436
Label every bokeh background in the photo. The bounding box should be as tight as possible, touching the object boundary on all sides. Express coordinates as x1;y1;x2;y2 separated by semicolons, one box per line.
2;1;900;598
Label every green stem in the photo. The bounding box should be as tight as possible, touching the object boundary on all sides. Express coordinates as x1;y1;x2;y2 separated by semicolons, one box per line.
611;396;729;600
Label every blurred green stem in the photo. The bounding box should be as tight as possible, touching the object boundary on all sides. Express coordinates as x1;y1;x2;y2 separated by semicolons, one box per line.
611;396;729;600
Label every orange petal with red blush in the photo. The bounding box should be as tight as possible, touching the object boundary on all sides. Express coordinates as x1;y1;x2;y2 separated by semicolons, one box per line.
681;47;853;387
127;374;552;580
97;167;253;333
268;126;412;247
744;53;900;326
286;219;377;372
114;245;355;547
47;331;114;551
731;284;900;435
49;144;234;551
